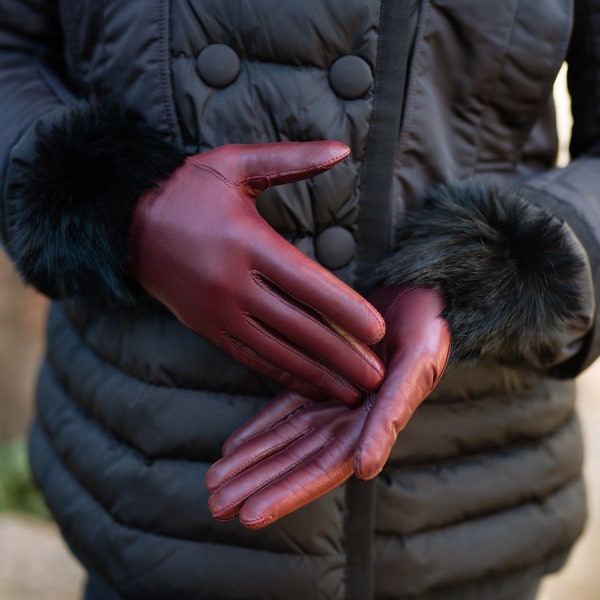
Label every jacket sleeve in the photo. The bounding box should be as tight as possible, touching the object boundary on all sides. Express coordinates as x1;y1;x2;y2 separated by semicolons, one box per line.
0;0;185;305
0;0;75;215
375;0;600;377
519;0;600;374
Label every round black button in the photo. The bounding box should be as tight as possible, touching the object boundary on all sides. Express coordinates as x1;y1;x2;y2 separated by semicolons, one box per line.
329;55;373;99
315;227;356;269
197;44;241;88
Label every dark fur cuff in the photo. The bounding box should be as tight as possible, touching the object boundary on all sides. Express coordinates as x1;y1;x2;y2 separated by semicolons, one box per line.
4;92;186;305
374;180;589;366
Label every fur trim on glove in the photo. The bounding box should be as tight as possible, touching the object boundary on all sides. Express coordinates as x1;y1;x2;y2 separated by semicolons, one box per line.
374;180;587;366
5;91;186;305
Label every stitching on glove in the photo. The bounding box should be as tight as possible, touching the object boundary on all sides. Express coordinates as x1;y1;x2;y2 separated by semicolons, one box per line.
238;153;348;187
224;401;310;455
221;330;328;396
214;426;314;484
250;269;383;379
240;314;360;396
187;160;236;189
214;436;332;518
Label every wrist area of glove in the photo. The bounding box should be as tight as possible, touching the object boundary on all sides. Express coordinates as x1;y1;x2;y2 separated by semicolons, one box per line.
373;179;594;370
2;88;186;306
367;284;451;389
368;284;444;321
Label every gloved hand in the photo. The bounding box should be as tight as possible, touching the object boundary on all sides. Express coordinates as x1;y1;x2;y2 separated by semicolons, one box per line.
129;141;386;405
205;285;451;528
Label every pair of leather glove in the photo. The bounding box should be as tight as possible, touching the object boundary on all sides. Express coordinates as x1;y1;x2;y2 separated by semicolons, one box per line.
129;141;451;529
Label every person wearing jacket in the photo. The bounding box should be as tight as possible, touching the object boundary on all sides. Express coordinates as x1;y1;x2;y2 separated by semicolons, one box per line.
1;0;599;599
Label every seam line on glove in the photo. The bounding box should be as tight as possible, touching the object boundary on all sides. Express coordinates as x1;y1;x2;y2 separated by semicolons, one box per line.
250;269;384;378
222;401;310;456
238;153;349;187
213;426;314;486
213;437;332;518
239;315;361;396
188;160;236;189
220;331;330;394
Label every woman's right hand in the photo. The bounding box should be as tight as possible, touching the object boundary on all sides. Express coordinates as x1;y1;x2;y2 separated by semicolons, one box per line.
129;141;386;405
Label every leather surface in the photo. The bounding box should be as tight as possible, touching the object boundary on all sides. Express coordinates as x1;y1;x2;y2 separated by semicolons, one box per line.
129;141;386;405
205;286;450;528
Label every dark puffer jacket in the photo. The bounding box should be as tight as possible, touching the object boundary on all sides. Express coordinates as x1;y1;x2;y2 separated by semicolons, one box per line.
1;1;600;599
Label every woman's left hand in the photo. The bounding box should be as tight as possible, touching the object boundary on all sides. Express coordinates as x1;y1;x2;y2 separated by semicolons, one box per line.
205;286;451;529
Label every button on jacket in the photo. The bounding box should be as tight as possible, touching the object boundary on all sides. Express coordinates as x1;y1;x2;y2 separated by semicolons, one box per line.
1;1;600;599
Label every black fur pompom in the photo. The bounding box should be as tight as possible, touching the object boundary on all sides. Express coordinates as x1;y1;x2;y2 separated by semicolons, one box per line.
4;91;186;305
374;180;589;366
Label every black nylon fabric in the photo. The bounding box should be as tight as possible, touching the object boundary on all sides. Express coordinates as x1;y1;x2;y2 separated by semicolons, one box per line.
378;416;584;536
169;0;382;288
1;0;599;598
374;477;586;598
36;301;350;599
30;421;346;600
44;302;347;554
31;298;585;599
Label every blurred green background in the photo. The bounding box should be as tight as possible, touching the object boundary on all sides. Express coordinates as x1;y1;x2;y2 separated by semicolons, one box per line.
0;441;47;518
0;247;48;519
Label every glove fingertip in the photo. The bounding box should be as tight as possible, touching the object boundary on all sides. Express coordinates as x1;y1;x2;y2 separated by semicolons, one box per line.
207;494;240;521
239;487;299;529
366;310;386;345
353;448;383;481
239;503;277;530
204;467;222;492
222;437;242;456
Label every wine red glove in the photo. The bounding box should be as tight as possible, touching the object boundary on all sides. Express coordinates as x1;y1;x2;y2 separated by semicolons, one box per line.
129;142;385;405
205;285;451;528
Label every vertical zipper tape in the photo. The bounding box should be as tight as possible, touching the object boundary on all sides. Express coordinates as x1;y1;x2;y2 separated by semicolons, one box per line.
347;4;414;597
355;0;413;292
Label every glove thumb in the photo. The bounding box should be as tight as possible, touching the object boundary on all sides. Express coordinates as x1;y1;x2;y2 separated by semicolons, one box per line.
194;141;350;196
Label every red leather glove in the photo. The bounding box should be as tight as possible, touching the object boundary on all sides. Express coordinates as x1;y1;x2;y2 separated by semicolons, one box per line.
205;285;451;528
129;142;386;405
